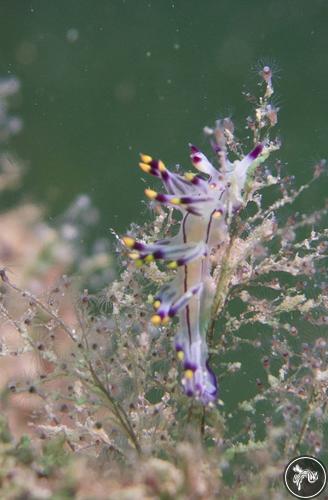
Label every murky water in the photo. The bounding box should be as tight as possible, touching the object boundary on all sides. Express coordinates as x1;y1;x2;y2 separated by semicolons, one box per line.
1;0;327;236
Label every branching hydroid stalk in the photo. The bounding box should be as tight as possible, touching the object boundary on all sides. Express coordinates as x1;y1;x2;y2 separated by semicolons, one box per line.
0;268;141;455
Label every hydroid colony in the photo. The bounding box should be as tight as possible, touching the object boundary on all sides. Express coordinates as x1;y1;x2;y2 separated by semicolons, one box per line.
122;67;280;405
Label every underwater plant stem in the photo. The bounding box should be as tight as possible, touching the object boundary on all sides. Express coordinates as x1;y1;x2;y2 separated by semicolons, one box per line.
87;361;142;455
201;407;206;437
207;236;236;346
292;386;316;456
0;271;76;343
0;271;142;455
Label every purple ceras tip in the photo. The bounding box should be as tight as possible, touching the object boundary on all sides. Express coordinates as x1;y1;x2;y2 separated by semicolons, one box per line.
134;241;145;251
189;143;200;153
153;249;164;259
249;143;263;160
191;154;202;164
184;360;197;372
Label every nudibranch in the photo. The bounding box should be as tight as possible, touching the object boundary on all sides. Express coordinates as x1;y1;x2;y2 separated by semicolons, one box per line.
122;130;272;404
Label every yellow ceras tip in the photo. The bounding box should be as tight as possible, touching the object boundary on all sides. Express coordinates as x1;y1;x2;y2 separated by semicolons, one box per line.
139;162;151;173
144;254;154;263
170;197;181;205
151;314;162;326
184;172;196;181
128;252;140;260
177;351;184;361
135;259;144;268
184;369;194;380
140;153;152;163
144;188;158;200
162;316;170;325
167;260;178;270
122;236;135;248
158;160;166;172
153;300;161;310
213;210;222;219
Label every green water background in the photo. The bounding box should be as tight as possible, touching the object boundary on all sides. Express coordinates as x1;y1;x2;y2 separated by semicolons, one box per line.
0;0;327;459
1;0;328;235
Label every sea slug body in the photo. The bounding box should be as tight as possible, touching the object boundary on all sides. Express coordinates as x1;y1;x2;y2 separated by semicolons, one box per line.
123;125;271;404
